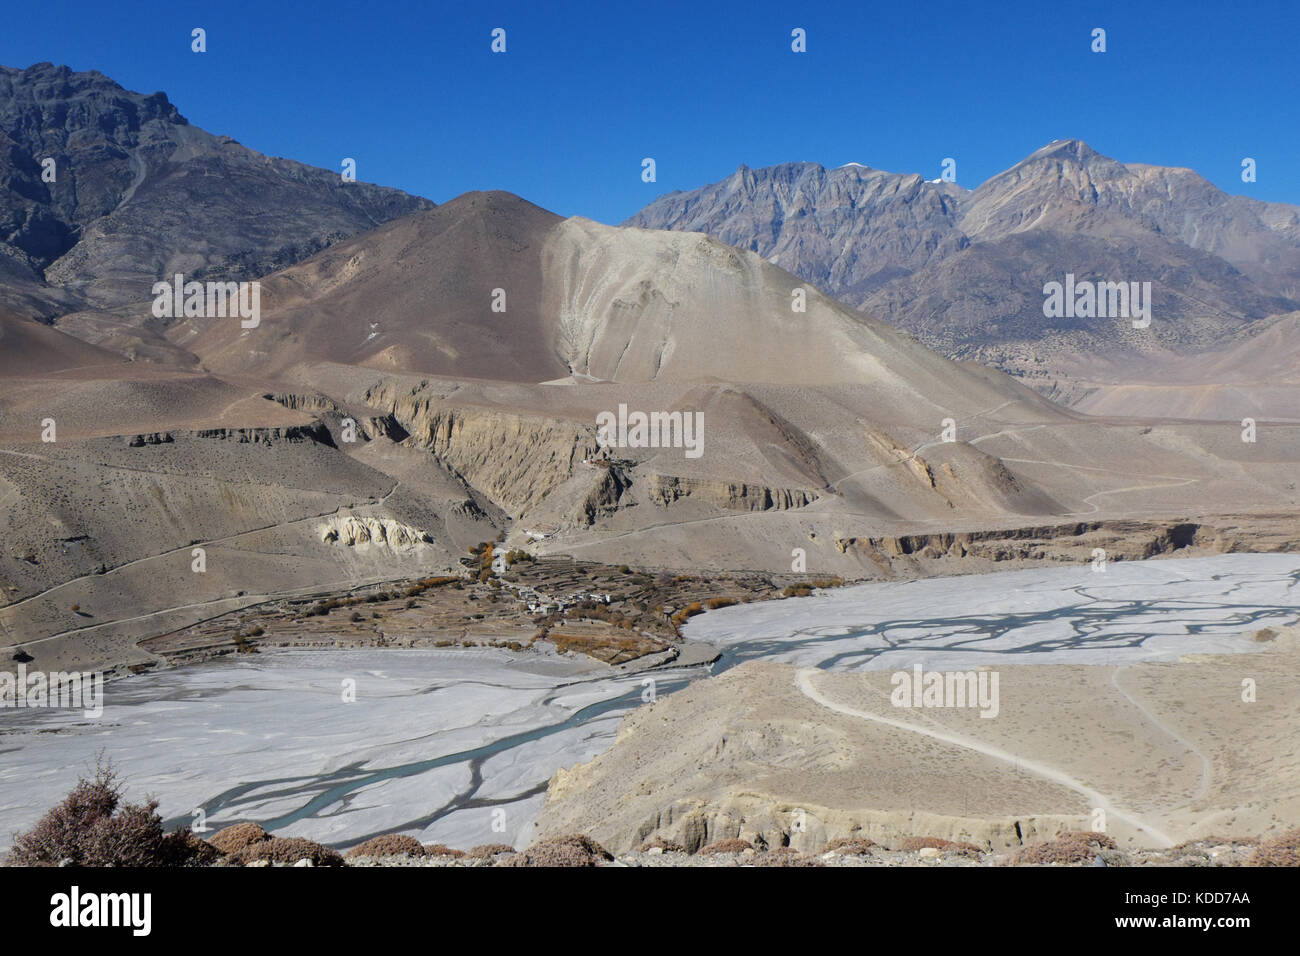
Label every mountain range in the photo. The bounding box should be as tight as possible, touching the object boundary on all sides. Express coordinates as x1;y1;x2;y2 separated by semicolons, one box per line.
627;141;1300;406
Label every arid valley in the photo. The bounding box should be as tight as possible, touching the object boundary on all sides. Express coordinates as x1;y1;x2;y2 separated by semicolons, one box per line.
1;46;1298;878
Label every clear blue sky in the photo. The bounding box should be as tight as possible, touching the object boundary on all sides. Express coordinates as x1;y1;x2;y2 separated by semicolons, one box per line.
3;0;1296;222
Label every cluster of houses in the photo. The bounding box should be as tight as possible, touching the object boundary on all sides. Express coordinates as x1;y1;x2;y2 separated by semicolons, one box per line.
505;581;613;617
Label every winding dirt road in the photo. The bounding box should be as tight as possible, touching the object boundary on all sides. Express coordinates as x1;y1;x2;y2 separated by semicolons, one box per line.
793;666;1177;846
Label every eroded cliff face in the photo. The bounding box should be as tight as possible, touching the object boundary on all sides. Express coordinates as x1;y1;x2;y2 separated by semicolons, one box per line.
318;515;432;549
361;382;826;529
364;383;599;518
646;474;818;511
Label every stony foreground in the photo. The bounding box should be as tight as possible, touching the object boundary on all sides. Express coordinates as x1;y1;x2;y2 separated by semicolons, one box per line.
224;829;1297;868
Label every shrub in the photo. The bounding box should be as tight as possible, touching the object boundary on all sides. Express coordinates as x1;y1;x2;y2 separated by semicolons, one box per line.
671;602;704;626
467;843;516;859
158;828;224;866
697;838;754;855
752;846;823;867
349;611;364;622
705;597;737;610
1169;835;1259;852
499;834;613;867
1013;832;1115;865
1056;830;1116;849
1247;830;1300;867
344;834;425;859
899;836;984;855
822;837;876;856
638;836;686;853
208;822;270;855
899;836;954;851
1014;839;1096;865
6;764;213;867
423;844;466;858
230;837;344;867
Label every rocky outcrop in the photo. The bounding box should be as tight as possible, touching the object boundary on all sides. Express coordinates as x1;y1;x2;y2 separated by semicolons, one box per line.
830;520;1243;568
318;516;432;549
125;432;174;446
263;392;407;442
365;384;599;517
120;423;333;446
192;423;334;446
647;474;817;511
580;466;632;524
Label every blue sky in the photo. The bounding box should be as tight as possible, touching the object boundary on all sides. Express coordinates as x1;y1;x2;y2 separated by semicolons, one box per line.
3;0;1296;222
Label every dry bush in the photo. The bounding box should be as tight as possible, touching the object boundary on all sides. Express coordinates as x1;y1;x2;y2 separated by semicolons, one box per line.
1014;835;1110;865
500;834;613;867
230;836;343;867
822;837;877;856
752;847;823;867
6;764;214;867
1170;835;1259;852
639;836;686;853
697;838;754;855
899;836;954;851
467;843;516;859
671;602;705;626
155;828;225;867
1056;830;1117;849
1247;830;1300;867
423;843;466;858
705;597;737;610
344;834;426;859
208;822;270;855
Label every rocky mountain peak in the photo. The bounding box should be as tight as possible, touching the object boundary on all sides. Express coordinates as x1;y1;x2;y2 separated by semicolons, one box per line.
0;63;432;316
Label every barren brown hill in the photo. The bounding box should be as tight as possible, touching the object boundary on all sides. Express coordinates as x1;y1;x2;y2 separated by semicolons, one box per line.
173;190;1078;406
1068;312;1300;422
0;306;122;376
